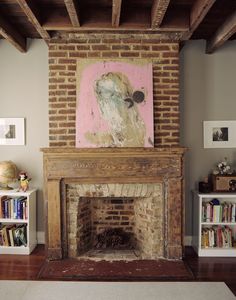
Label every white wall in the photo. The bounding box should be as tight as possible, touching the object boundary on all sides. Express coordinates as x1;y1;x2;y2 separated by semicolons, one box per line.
0;40;48;234
180;40;236;235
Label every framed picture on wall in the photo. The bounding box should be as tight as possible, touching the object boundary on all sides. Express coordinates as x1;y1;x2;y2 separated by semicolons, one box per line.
0;118;25;145
203;120;236;148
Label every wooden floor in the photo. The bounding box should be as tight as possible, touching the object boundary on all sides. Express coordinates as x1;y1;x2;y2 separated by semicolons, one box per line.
0;245;235;296
0;245;45;280
184;247;236;296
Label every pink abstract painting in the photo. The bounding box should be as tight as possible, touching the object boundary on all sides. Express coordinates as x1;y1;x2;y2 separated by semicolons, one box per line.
76;59;154;148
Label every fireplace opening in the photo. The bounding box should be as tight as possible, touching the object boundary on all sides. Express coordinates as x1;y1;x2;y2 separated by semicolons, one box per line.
70;197;142;260
67;182;164;261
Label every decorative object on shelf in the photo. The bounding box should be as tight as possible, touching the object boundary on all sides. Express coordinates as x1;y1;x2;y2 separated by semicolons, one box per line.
203;120;236;148
18;171;31;192
199;177;212;193
229;179;236;192
0;161;18;190
213;157;232;175
212;174;236;192
0;118;25;145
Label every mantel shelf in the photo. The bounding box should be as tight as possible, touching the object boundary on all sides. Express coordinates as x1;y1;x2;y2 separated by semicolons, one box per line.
41;147;187;157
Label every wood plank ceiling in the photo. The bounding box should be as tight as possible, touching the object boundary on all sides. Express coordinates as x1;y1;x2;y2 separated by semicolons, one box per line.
0;0;236;53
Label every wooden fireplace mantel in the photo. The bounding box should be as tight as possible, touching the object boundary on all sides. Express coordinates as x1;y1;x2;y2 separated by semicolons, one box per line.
41;147;186;260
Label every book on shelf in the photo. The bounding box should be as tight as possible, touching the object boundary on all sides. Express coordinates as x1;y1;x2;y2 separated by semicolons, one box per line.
213;205;221;223
14;225;27;247
0;195;27;220
0;224;27;247
8;225;15;246
1;226;9;246
202;200;236;223
201;226;234;249
0;195;8;218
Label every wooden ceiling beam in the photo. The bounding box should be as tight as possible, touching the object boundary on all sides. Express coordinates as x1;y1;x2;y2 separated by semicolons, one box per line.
43;22;186;33
161;8;189;32
112;0;122;27
206;11;236;54
64;0;80;27
0;15;26;52
184;0;216;39
151;0;171;28
16;0;50;40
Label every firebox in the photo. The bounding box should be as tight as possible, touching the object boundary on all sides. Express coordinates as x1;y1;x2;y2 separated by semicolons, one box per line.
67;183;163;260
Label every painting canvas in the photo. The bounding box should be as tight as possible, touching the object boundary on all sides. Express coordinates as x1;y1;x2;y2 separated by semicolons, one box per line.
76;59;154;148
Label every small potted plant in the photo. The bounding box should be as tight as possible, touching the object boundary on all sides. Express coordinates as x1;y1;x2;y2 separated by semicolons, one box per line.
212;158;236;192
214;157;232;175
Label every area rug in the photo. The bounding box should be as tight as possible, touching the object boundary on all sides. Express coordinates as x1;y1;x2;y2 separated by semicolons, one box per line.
0;281;235;300
38;258;194;281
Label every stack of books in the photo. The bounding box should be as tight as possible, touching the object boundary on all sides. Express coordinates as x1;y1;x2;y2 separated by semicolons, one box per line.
0;224;27;247
201;226;233;248
0;195;27;220
202;200;236;223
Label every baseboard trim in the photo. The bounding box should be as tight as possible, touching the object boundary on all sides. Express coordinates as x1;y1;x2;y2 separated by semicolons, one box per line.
37;231;45;244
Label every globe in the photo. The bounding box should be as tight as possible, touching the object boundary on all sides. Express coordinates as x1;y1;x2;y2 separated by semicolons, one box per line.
0;161;18;190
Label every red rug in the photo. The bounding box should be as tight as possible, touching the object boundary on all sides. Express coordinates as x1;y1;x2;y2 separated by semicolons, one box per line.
38;259;193;281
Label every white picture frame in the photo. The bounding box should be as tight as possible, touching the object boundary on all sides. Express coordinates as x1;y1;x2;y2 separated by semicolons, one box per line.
0;118;25;145
204;120;236;148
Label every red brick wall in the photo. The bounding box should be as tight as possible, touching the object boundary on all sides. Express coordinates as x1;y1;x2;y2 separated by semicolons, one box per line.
48;33;180;147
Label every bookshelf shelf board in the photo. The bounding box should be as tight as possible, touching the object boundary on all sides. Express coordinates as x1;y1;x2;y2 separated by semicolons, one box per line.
0;218;27;224
198;247;236;257
201;222;236;226
201;247;236;250
198;192;236;198
0;189;36;196
0;245;32;255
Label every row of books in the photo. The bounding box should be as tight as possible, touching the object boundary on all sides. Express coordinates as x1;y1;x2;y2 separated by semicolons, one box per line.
202;201;236;223
0;224;27;247
201;226;234;248
0;195;27;220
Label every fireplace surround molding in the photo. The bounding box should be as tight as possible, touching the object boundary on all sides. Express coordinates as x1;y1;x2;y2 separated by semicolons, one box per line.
41;147;186;260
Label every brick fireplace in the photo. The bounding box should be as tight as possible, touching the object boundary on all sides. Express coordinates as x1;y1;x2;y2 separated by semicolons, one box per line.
41;147;186;260
43;32;185;261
